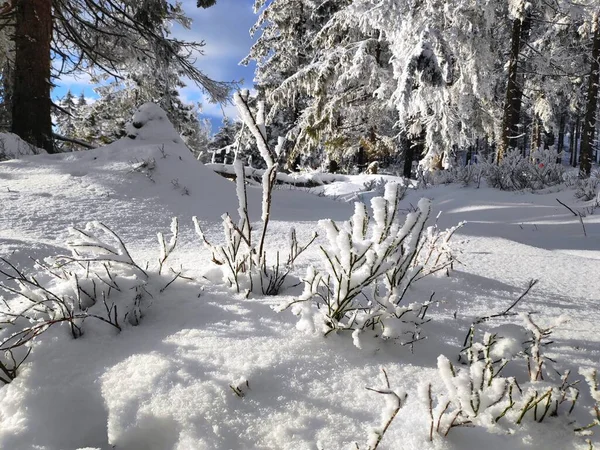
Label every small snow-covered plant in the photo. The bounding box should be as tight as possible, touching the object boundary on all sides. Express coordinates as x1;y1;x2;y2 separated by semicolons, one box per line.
194;92;316;296
576;368;600;434
415;215;464;279
354;368;407;450
520;312;567;382
362;177;397;197
281;183;461;348
129;157;156;182
257;228;318;296
429;349;514;438
428;334;580;440
0;220;181;383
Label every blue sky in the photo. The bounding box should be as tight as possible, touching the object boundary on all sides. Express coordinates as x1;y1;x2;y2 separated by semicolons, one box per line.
54;0;259;132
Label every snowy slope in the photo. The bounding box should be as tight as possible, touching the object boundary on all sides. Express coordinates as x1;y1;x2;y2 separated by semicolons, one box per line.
0;106;599;450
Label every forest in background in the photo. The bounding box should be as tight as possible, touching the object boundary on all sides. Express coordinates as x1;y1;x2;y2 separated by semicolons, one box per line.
0;0;599;178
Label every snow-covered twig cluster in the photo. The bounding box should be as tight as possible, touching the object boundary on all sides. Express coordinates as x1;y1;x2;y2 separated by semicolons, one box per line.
483;147;565;191
429;333;575;440
576;368;600;435
0;220;181;383
425;312;600;444
194;93;316;296
357;368;407;450
281;183;461;348
420;164;484;188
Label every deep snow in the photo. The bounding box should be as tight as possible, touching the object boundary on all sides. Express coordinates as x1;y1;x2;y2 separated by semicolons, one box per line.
0;105;598;450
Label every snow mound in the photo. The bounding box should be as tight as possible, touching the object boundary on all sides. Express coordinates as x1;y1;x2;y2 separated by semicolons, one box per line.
0;103;350;263
0;133;46;161
125;102;184;145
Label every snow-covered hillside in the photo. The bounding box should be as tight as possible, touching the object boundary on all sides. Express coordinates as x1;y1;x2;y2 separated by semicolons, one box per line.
0;106;599;450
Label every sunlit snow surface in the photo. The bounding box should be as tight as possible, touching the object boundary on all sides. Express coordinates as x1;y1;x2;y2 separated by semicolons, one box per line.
0;107;599;449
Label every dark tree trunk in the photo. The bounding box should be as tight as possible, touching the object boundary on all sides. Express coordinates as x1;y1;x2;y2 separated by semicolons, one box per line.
580;12;600;177
402;133;414;178
573;116;581;167
11;0;54;153
569;118;576;167
531;114;541;155
521;113;530;156
497;13;531;162
557;113;565;163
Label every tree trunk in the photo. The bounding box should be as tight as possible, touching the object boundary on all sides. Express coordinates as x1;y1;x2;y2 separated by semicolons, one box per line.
568;119;575;166
557;113;565;163
402;133;414;178
11;0;54;153
497;13;531;162
531;114;541;156
580;12;600;178
573;116;581;167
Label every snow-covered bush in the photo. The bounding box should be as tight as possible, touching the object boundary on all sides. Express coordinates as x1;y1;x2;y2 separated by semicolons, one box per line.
359;369;407;450
577;368;600;434
280;183;462;348
430;353;579;437
420;164;483;188
194;92;316;296
421;148;565;191
0;219;181;383
424;313;600;443
573;175;600;201
484;148;565;191
362;177;407;198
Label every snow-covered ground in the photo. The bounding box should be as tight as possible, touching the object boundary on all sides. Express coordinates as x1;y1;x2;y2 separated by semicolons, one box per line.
0;106;599;450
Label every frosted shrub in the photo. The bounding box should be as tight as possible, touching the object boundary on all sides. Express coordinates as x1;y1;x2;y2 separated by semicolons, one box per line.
194;92;316;296
357;369;407;450
573;175;600;201
362;177;401;197
484;148;565;191
576;368;600;435
424;164;483;187
281;183;462;348
0;219;181;383
426;314;587;442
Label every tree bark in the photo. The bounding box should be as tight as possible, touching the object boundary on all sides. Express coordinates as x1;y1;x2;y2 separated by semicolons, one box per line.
569;119;575;165
497;12;531;162
580;12;600;177
402;133;414;178
573;116;581;167
531;114;541;155
557;113;565;163
11;0;54;153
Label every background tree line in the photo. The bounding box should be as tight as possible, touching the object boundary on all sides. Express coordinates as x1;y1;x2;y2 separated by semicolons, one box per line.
236;0;600;178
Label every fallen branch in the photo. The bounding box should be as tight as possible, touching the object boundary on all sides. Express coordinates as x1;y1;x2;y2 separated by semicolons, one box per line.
53;133;97;150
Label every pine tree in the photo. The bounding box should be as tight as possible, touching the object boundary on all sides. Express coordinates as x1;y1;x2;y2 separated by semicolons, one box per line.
207;117;242;163
245;0;397;171
55;90;78;151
